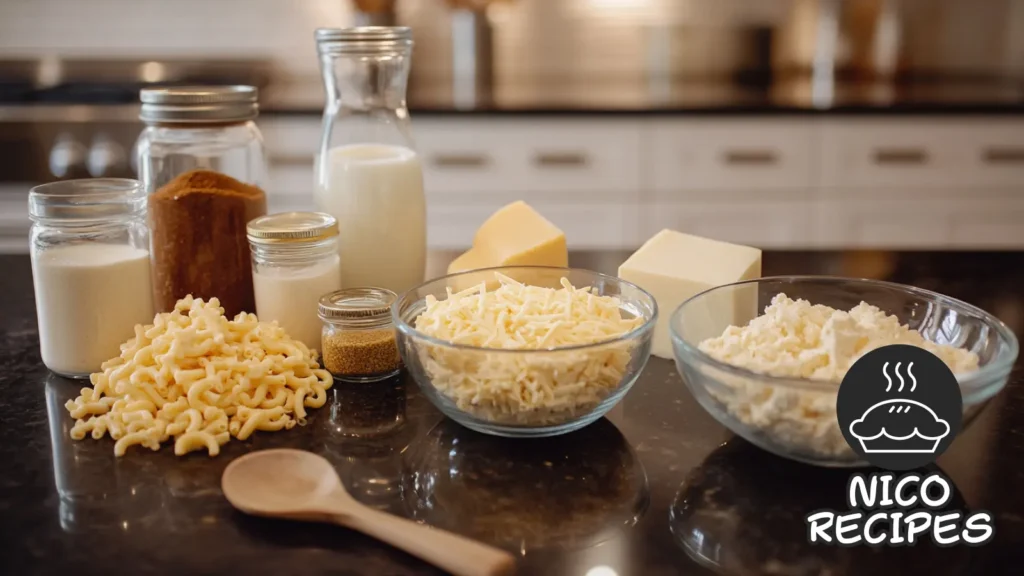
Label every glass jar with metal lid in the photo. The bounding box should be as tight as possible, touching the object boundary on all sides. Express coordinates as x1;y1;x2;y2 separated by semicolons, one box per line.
319;287;402;382
29;178;154;378
314;27;427;295
134;85;268;317
247;212;341;352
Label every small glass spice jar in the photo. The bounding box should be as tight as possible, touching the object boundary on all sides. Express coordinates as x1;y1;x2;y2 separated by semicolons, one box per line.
319;288;402;382
247;212;341;352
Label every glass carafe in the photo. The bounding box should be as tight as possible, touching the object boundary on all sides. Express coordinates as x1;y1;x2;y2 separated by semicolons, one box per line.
315;27;427;294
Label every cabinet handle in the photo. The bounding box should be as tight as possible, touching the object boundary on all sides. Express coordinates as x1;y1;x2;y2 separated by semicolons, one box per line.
722;150;778;165
873;148;928;165
982;147;1024;165
533;152;589;168
268;154;314;167
431;153;490;168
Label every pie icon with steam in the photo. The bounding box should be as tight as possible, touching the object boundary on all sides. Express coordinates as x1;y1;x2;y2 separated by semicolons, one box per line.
848;361;951;454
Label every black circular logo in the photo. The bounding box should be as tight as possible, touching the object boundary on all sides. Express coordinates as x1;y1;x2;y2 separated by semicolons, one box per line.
837;344;963;471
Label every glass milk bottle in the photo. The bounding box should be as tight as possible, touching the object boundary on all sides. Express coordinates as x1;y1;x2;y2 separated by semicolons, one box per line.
315;27;427;295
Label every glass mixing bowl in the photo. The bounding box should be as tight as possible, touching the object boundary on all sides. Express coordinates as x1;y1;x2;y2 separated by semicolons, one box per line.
670;276;1018;467
392;266;657;437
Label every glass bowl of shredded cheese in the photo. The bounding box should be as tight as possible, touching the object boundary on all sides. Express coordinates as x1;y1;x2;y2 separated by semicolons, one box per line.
392;266;658;437
670;276;1018;467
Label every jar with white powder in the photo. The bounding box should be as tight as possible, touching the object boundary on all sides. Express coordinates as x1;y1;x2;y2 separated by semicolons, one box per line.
29;178;154;378
247;212;341;351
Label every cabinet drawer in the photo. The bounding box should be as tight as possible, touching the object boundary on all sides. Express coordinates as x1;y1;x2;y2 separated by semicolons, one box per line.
640;201;812;248
416;118;642;200
816;197;1024;249
544;203;640;249
263;117;642;201
822;119;1024;191
820;120;965;190
414;119;515;198
648;119;814;195
814;199;951;248
429;203;638;250
958;120;1024;188
950;201;1024;248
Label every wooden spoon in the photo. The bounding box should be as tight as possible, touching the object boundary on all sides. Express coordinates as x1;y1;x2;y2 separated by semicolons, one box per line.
222;449;515;576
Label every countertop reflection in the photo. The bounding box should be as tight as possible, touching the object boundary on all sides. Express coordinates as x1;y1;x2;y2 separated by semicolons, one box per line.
404;419;648;556
669;441;978;575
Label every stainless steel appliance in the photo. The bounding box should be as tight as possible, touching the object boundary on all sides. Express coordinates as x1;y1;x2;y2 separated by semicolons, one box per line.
0;59;270;252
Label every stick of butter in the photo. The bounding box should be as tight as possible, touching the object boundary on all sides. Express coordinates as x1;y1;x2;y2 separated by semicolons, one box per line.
448;201;568;283
618;229;762;359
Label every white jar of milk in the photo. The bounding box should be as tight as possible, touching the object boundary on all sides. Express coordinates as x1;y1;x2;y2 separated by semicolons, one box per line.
314;27;427;295
247;211;341;352
29;179;155;378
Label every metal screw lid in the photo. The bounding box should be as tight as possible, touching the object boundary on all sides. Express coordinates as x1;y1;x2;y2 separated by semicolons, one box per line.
139;85;259;124
318;288;397;321
315;27;413;54
247;212;339;244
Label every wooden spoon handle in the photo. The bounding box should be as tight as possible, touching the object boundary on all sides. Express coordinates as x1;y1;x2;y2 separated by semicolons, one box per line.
339;505;515;576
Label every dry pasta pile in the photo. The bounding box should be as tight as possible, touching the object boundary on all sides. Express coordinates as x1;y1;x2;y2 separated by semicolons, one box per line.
65;295;333;457
413;274;643;425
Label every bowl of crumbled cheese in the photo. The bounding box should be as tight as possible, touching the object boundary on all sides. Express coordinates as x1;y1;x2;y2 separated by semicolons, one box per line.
392;266;658;437
669;276;1018;467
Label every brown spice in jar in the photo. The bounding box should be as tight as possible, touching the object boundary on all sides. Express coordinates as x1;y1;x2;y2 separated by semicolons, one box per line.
149;169;266;317
323;329;401;377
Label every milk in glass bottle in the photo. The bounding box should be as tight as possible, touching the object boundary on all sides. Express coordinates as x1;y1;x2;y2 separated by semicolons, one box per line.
315;27;426;294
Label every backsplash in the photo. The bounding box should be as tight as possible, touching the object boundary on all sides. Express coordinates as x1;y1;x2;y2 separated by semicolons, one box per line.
0;0;353;75
0;0;1020;80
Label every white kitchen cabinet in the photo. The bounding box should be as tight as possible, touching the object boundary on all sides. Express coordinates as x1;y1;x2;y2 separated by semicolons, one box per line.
820;119;965;191
256;114;1024;252
415;118;643;202
260;117;319;198
647;119;815;198
642;200;813;248
430;202;639;250
948;200;1024;248
955;120;1024;188
814;197;1024;249
260;117;321;159
2;115;1017;256
814;198;953;248
819;118;1024;193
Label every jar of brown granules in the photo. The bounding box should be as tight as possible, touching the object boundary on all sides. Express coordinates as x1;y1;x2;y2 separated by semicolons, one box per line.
319;287;402;382
135;86;267;317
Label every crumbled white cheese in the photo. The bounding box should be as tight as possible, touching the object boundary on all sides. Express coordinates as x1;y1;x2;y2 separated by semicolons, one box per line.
697;294;980;459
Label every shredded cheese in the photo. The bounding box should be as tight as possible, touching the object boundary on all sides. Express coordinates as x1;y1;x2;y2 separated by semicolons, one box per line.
412;273;644;425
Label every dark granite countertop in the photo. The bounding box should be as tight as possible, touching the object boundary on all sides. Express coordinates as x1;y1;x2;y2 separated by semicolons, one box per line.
4;251;1024;575
261;78;1024;116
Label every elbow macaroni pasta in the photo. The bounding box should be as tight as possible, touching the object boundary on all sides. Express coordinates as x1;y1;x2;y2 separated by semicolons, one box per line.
65;296;333;457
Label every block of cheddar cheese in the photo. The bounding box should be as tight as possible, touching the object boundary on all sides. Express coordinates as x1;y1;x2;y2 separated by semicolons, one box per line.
618;229;762;359
448;201;568;288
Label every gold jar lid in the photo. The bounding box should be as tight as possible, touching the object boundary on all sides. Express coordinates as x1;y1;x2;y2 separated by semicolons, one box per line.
247;212;339;244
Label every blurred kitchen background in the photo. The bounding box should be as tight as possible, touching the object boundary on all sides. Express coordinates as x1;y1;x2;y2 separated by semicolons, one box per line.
0;0;1022;253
